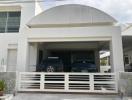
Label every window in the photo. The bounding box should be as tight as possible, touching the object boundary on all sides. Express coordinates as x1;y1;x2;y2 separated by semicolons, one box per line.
0;11;21;33
124;56;129;65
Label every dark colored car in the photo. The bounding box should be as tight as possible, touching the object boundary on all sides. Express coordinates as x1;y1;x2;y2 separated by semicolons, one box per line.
36;57;63;72
71;59;97;72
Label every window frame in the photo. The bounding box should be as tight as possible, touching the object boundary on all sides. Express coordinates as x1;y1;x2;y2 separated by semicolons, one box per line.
124;55;130;65
0;11;21;33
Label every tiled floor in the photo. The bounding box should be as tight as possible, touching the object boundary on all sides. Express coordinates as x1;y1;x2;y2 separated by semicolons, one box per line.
13;93;121;100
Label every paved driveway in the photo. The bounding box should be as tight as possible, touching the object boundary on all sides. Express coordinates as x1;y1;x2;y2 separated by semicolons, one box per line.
13;93;121;100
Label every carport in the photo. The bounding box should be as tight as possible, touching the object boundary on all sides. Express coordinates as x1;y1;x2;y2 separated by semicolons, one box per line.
28;41;109;72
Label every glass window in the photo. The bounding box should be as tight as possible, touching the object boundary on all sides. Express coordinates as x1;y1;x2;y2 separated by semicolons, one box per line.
0;12;7;33
124;56;129;65
0;11;21;33
8;12;21;17
0;28;5;33
7;28;19;32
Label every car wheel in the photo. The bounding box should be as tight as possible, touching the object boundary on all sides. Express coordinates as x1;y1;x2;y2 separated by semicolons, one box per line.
46;66;55;72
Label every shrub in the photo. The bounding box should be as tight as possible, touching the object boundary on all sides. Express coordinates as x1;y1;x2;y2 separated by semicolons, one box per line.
0;80;6;91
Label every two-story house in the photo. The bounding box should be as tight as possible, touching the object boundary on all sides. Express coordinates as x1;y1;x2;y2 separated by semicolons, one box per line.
0;0;124;93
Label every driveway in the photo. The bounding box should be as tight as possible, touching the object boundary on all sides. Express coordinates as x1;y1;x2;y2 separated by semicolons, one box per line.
13;93;121;100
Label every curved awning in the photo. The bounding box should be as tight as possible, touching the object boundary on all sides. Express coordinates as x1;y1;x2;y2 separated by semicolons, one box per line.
27;4;117;28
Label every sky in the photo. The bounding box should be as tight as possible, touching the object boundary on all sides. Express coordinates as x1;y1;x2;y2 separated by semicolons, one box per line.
43;0;132;23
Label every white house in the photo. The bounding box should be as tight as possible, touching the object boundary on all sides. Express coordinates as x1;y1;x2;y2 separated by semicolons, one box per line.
122;24;132;70
100;24;132;72
0;0;124;93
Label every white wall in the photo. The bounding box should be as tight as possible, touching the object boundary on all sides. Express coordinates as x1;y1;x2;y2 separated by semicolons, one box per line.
7;49;17;71
0;34;18;71
27;26;117;42
0;0;42;72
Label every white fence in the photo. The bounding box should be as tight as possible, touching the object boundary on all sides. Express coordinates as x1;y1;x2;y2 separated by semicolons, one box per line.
18;72;118;93
0;65;7;72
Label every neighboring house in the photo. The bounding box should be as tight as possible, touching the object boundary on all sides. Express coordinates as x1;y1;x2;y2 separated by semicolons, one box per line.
122;24;132;71
0;0;124;93
100;51;111;73
100;24;132;72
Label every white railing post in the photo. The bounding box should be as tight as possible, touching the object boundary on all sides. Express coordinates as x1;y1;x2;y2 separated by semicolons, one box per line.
65;73;69;91
40;73;44;90
16;71;20;92
115;73;118;93
18;72;21;91
90;74;94;92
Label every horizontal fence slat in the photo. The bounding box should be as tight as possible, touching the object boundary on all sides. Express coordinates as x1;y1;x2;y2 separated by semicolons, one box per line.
18;72;117;93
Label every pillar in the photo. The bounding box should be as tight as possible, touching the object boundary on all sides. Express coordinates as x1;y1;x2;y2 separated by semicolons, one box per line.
16;37;28;72
95;50;100;72
28;43;38;72
110;33;124;73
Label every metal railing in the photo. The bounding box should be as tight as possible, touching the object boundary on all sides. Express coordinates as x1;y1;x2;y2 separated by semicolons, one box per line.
18;72;118;93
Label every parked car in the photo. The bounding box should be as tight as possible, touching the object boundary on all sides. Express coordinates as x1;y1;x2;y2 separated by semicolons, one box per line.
71;59;97;72
36;57;63;72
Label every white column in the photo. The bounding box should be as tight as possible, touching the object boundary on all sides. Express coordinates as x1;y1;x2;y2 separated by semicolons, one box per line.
65;73;69;91
90;74;94;92
28;43;38;72
110;34;124;73
16;38;28;72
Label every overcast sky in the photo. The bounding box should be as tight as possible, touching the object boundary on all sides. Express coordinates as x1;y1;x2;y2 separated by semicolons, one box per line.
44;0;132;23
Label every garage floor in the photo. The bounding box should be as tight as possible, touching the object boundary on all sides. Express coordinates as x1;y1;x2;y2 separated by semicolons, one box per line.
13;93;122;100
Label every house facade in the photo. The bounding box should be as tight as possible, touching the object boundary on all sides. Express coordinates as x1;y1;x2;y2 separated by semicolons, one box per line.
0;0;124;93
100;25;132;72
122;25;132;70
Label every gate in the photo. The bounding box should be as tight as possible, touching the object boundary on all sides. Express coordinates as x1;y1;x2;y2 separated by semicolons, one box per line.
18;72;118;93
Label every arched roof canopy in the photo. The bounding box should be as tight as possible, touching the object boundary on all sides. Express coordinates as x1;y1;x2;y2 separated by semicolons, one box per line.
27;4;117;28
